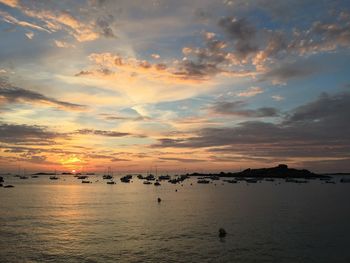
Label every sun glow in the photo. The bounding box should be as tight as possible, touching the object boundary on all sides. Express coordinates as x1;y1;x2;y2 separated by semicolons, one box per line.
59;155;85;171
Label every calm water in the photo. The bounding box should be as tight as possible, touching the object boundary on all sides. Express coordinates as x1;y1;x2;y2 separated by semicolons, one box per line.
1;175;350;263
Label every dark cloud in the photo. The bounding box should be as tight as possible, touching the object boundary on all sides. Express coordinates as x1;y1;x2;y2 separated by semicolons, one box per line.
218;17;258;59
0;123;63;144
174;32;232;79
74;70;94;76
86;153;130;162
174;61;221;80
159;157;206;163
260;60;320;83
286;92;349;122
209;100;279;117
110;157;131;162
76;129;130;137
0;78;86;110
301;158;350;173
154;92;350;165
75;68;113;76
209;155;276;163
96;15;116;38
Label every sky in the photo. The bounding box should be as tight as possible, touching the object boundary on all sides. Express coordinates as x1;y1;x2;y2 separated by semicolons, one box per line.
0;0;350;174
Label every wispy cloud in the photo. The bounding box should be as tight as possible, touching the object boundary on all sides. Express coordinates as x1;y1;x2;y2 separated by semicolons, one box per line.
237;86;263;97
208;100;279;118
0;78;86;111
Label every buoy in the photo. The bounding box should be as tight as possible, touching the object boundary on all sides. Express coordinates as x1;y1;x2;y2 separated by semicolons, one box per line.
175;189;178;192
157;197;161;203
219;228;227;238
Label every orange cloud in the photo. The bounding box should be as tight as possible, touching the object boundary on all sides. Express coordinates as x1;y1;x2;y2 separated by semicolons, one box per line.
0;0;19;8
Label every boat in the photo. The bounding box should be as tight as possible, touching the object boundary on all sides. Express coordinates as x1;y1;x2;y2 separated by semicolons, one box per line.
145;174;155;181
120;175;132;183
197;179;210;184
319;177;329;181
19;176;28;179
82;180;91;184
158;175;171;181
103;167;113;180
154;181;161;186
31;175;39;178
245;178;258;183
143;181;152;185
223;179;238;184
4;185;14;188
106;181;116;184
219;228;227;238
325;181;336;184
49;176;59;180
77;175;88;180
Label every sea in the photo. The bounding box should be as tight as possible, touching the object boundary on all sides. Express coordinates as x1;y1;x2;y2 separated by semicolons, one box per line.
1;174;350;262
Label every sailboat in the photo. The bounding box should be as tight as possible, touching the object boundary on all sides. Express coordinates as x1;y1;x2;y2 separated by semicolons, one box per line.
103;167;113;179
49;169;59;180
19;169;28;179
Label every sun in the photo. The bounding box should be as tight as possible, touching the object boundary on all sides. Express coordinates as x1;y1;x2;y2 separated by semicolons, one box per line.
72;169;76;174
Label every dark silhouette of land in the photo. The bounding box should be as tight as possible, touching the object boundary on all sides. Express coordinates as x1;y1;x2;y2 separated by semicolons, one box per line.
186;164;330;179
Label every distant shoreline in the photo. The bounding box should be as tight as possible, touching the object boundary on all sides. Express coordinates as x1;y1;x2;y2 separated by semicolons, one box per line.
2;164;349;178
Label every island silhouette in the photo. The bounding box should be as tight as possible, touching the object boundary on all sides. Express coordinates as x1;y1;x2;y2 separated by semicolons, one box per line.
186;164;329;179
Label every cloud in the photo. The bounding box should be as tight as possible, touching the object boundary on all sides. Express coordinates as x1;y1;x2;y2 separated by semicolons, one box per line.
218;17;258;59
0;10;50;32
25;31;34;39
0;78;86;111
260;60;320;83
99;113;152;122
300;158;350;173
252;31;287;66
285;92;350;124
272;95;284;101
0;123;63;144
176;33;257;80
159;157;206;163
0;0;19;8
23;9;99;42
237;86;263;97
95;15;116;38
289;20;350;54
151;54;160;59
154;92;350;161
75;51;252;87
75;129;131;137
0;1;109;42
54;40;75;48
208;100;279;117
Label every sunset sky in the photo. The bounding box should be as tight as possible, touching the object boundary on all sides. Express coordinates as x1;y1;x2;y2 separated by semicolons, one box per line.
0;0;350;173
